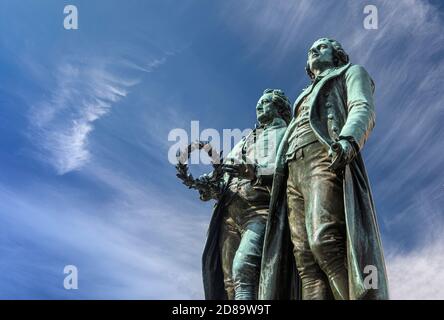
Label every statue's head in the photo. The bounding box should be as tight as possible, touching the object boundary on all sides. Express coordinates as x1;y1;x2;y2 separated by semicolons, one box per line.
256;89;291;126
306;38;349;80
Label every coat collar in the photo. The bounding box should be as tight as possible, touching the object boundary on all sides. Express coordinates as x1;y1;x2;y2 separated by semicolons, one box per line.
292;63;352;115
255;117;287;130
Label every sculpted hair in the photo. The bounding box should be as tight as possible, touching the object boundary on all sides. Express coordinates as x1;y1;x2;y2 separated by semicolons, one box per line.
263;88;292;125
305;38;350;81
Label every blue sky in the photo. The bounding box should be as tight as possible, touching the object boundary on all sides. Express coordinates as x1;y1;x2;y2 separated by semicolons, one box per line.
0;0;443;299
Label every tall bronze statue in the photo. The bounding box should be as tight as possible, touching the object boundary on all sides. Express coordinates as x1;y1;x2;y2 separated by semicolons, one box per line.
259;38;389;300
200;89;291;299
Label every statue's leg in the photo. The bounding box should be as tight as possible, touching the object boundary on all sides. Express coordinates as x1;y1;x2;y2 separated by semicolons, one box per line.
287;153;332;300
219;208;241;300
232;215;267;300
301;142;349;300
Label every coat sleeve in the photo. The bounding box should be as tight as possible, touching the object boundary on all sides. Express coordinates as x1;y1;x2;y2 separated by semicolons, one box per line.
339;65;376;151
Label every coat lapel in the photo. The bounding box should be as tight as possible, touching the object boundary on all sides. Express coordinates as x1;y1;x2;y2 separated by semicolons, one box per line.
292;63;351;116
292;86;312;116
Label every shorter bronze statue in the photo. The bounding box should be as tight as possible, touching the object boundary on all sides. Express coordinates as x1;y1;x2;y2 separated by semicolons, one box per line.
177;89;291;299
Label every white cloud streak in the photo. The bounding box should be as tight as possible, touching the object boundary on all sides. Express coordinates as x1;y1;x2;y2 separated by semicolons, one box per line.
28;62;136;174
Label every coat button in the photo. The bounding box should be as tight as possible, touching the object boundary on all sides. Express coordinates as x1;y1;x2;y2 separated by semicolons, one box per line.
325;102;332;108
328;114;334;120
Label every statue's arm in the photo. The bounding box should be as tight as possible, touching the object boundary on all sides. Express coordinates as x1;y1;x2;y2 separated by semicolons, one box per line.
339;64;376;152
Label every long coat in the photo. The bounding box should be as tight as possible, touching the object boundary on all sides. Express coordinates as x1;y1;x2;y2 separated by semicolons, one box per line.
259;63;389;300
201;188;230;300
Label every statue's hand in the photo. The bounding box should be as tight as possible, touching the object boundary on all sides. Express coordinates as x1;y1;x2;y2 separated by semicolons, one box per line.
222;163;256;180
328;139;356;172
195;173;220;201
198;189;213;202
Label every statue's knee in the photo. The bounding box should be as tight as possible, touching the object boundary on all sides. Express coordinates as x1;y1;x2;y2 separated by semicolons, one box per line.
309;234;346;273
309;236;329;264
233;250;260;282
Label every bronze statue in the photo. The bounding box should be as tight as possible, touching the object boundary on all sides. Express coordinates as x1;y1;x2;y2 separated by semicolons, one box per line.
178;89;291;299
259;38;389;300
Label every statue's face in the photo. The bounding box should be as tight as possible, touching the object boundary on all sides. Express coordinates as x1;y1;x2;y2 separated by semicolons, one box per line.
256;93;279;125
308;39;335;73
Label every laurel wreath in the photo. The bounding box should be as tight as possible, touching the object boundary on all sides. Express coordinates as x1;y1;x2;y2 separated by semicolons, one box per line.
175;141;225;201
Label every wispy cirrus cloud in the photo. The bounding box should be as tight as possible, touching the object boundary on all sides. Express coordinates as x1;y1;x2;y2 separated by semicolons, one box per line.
123;57;167;73
27;60;139;175
7;50;209;298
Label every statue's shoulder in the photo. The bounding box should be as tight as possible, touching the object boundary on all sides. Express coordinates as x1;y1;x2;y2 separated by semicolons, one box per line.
270;125;287;141
344;64;371;78
344;64;375;90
